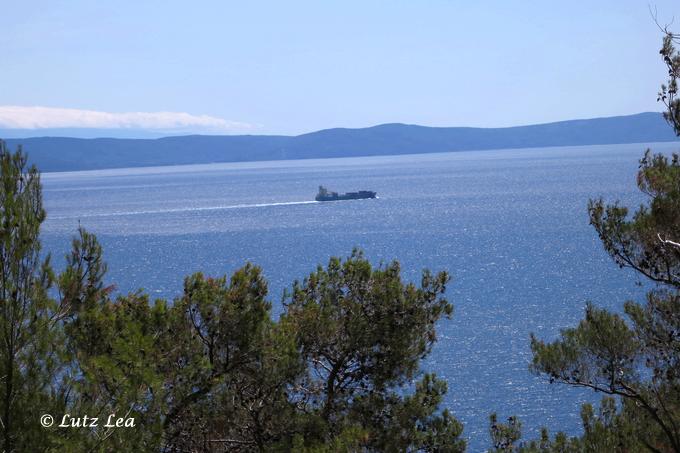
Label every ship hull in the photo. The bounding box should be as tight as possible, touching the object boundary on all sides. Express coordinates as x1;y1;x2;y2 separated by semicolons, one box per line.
316;191;377;202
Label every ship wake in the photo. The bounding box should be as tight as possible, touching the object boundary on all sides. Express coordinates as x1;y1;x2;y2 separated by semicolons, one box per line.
51;200;320;219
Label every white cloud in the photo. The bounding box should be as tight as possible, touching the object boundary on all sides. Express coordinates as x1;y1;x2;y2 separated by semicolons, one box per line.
0;106;257;133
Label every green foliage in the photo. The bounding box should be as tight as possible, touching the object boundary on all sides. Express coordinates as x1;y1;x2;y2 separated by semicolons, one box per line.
160;267;296;451
488;399;643;453
59;254;463;452
588;150;680;288
519;30;680;453
0;141;61;451
489;413;523;452
280;250;463;451
659;32;680;136
524;151;680;451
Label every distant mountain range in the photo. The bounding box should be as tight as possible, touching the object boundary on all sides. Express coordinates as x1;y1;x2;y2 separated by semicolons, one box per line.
2;112;679;172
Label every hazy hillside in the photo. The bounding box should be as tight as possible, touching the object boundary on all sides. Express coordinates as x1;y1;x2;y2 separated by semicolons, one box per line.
3;112;678;172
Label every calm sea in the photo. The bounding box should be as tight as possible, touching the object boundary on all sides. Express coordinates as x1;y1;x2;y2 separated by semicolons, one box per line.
40;142;677;451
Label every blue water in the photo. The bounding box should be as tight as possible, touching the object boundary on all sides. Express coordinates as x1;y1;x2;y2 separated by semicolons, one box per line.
40;142;677;451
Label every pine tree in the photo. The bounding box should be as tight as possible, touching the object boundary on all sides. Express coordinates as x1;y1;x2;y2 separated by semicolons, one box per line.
502;30;680;453
0;142;60;451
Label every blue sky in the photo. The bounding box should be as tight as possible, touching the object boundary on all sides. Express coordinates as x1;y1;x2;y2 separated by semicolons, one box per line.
1;0;678;135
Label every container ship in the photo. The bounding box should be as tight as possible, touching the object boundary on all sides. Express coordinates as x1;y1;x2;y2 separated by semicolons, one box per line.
315;186;377;202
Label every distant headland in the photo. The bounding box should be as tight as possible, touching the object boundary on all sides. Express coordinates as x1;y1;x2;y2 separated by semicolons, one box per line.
2;112;678;172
